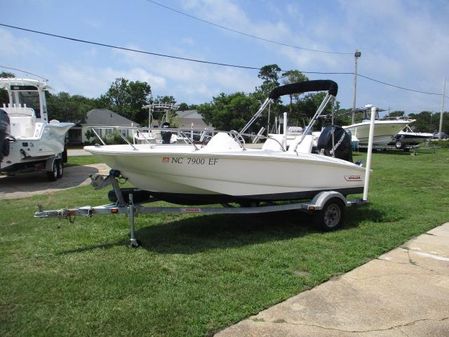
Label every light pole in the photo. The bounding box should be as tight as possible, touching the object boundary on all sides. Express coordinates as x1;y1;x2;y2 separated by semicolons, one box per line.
439;78;446;139
352;50;362;124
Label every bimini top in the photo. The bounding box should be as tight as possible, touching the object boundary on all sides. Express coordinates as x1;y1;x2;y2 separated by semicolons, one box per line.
269;80;338;100
0;78;49;91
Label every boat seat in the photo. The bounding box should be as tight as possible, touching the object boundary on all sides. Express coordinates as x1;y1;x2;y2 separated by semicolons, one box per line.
262;135;284;151
9;116;36;138
289;134;314;153
201;132;242;152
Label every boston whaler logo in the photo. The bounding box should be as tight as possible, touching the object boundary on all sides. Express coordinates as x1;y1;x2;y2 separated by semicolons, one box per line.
162;157;170;163
344;175;362;182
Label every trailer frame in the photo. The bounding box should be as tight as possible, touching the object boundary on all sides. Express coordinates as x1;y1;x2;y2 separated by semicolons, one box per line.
35;171;367;247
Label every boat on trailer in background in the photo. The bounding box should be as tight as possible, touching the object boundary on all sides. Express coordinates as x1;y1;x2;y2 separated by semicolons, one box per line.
0;78;74;180
389;126;434;150
343;107;415;147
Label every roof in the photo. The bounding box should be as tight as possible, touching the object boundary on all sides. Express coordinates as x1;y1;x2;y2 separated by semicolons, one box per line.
84;109;139;127
176;110;204;119
176;110;212;129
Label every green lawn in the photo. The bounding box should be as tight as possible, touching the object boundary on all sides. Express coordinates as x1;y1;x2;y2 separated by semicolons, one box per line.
65;155;102;167
1;150;449;337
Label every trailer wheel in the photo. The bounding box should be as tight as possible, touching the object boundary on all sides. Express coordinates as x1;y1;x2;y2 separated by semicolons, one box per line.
62;148;68;163
314;198;345;231
47;160;58;181
56;160;63;178
395;140;403;149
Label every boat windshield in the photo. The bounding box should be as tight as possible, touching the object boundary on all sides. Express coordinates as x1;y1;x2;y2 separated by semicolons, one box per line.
10;86;41;118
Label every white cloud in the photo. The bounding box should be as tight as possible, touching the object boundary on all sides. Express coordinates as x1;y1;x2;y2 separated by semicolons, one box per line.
54;64;166;98
181;0;291;49
0;28;43;58
111;45;258;101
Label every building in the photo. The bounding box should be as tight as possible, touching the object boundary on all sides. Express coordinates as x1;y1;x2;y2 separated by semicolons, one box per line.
175;110;212;130
68;109;139;145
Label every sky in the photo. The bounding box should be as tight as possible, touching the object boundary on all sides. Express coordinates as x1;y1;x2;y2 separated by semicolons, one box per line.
1;0;449;115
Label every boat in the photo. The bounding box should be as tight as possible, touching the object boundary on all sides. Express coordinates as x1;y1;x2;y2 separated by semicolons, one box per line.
84;80;366;205
0;78;74;179
389;126;433;149
133;103;188;144
343;108;414;146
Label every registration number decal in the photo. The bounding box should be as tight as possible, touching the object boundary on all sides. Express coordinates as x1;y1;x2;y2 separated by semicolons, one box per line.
162;156;218;166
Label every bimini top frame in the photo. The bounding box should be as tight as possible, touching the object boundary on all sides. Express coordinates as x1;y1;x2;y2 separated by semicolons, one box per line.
239;80;338;136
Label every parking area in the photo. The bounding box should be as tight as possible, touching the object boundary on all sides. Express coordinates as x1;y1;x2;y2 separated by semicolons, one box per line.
0;163;109;200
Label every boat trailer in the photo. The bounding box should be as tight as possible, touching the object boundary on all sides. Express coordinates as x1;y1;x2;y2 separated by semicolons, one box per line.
34;169;368;247
34;106;377;247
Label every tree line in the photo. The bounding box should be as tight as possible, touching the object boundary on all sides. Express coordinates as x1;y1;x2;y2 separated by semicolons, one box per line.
1;69;447;134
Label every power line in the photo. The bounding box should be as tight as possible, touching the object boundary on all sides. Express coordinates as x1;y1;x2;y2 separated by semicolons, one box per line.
358;74;441;96
0;23;445;98
0;64;48;81
0;23;259;70
145;0;353;55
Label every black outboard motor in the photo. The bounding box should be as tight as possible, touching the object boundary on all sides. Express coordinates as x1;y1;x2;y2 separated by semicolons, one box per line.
317;125;353;162
161;122;172;144
0;108;10;162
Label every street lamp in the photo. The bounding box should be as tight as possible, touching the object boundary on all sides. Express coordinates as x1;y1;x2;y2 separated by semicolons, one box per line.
352;50;362;124
439;78;446;139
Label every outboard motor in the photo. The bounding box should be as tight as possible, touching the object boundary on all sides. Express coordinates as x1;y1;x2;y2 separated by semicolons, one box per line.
161;122;172;144
0;108;10;162
317;125;353;162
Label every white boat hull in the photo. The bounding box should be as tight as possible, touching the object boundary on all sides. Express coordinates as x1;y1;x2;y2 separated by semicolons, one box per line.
1;123;73;171
344;120;412;146
390;131;433;147
85;143;365;203
0;78;74;174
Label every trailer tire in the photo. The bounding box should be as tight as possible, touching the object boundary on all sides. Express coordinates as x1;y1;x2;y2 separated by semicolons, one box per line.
62;148;68;163
47;160;58;181
314;198;345;231
56;160;63;178
395;140;403;149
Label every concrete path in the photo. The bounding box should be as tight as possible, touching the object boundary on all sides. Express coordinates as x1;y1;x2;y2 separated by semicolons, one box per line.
216;223;449;337
67;148;92;156
0;163;109;199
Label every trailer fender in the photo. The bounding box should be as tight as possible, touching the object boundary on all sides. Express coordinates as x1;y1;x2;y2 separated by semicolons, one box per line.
45;156;56;171
309;191;347;210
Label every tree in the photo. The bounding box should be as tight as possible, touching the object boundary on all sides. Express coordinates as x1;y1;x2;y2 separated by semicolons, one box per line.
0;72;15;78
408;111;449;133
292;92;340;130
0;72;15;106
255;64;282;98
46;92;101;122
178;102;189;111
153;95;176;105
281;70;309;106
387;110;405;118
197;92;260;131
101;78;151;124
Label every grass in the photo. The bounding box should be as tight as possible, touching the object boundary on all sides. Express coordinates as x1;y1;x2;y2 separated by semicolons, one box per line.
65;155;101;167
1;150;449;337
